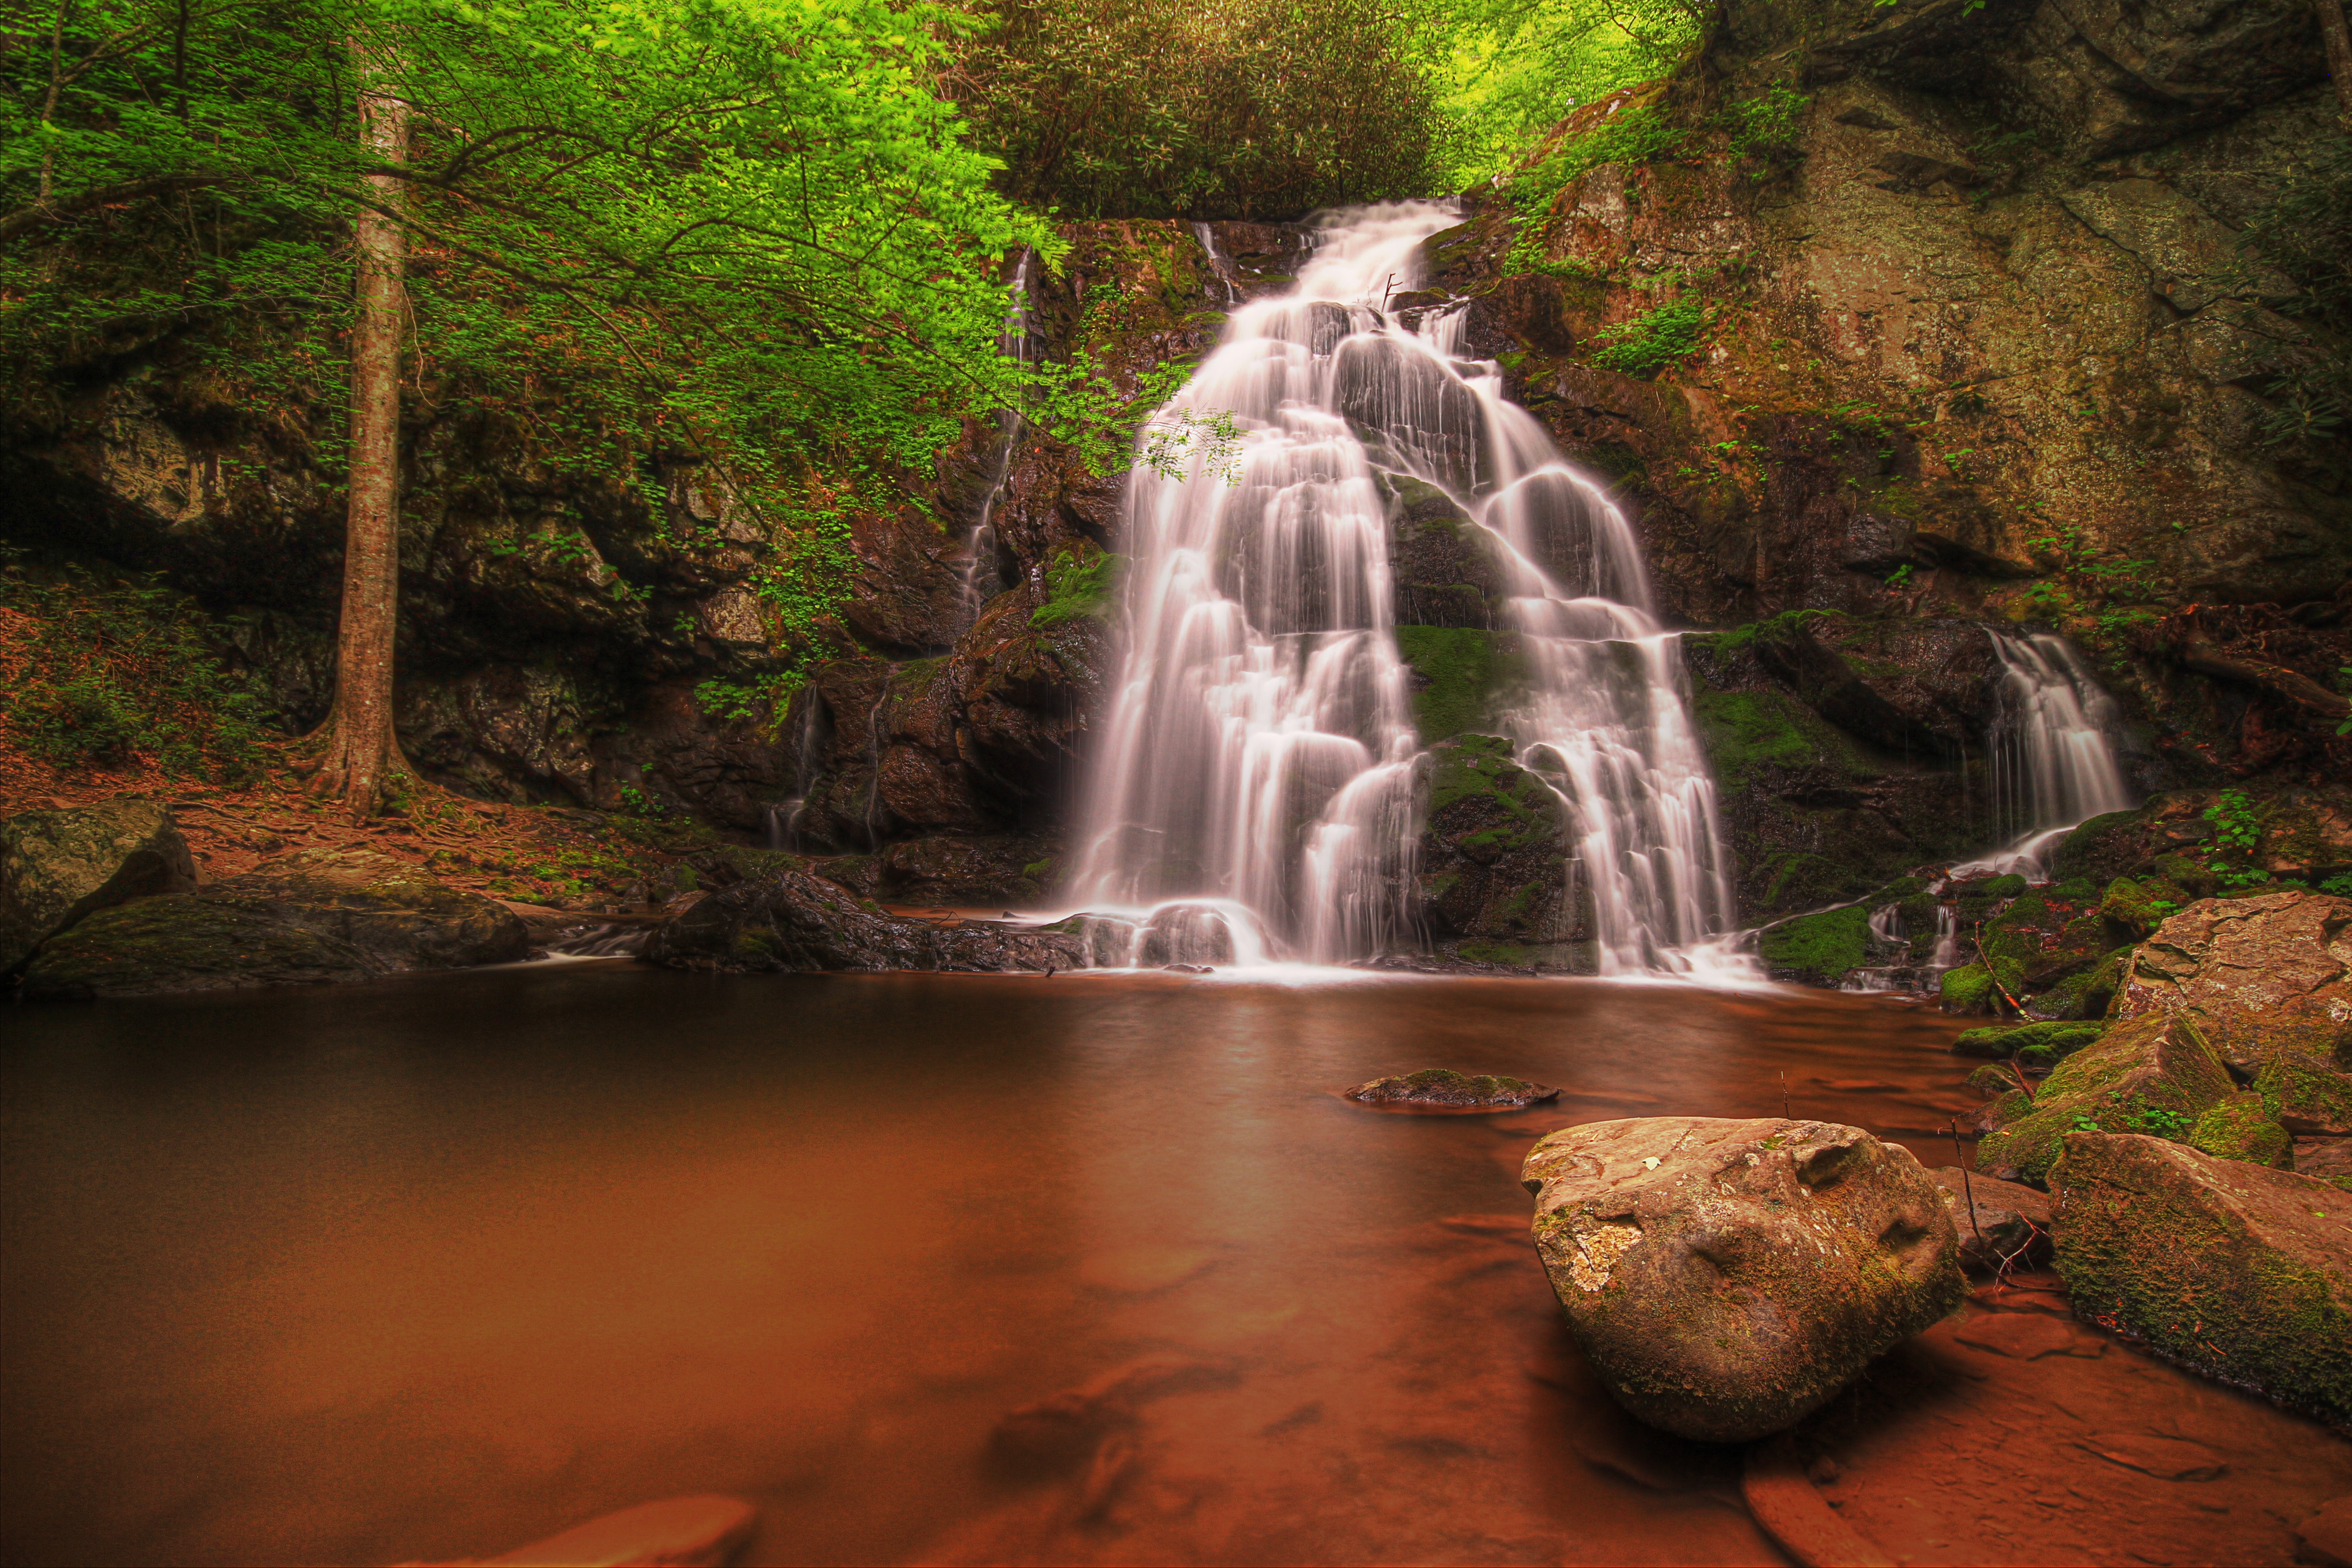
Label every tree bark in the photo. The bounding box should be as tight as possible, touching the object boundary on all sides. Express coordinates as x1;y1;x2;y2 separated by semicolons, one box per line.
2323;0;2352;126
311;44;413;817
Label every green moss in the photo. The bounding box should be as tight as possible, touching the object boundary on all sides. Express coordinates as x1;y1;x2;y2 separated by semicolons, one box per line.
2033;947;2129;1020
1758;903;1872;986
2189;1097;2294;1168
1953;1019;2106;1062
1030;546;1125;627
1395;625;1502;743
1979;874;2029;900
2098;875;2189;936
1978;1013;2237;1182
1688;685;1873;786
2254;1050;2352;1134
1940;958;2022;1015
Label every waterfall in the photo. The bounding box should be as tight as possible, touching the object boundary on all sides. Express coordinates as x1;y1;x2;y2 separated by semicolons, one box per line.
1068;202;1748;978
1952;630;2135;880
956;249;1037;630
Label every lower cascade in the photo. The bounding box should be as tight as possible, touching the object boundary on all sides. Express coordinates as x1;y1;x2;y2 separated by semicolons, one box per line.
1954;629;2136;880
1068;203;1748;978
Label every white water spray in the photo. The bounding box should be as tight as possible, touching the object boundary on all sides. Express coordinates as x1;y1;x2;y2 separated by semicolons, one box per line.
1069;203;1749;979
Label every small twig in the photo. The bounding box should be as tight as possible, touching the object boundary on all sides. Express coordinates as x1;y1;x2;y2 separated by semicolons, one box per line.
2004;1057;2038;1101
1971;930;2027;1016
1947;1122;1983;1246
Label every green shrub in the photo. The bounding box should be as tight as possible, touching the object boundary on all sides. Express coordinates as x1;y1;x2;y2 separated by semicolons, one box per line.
1585;284;1711;377
1032;549;1125;627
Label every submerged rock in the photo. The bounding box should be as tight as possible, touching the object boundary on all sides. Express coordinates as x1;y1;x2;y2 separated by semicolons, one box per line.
17;847;528;1000
0;800;196;975
1342;1068;1559;1110
2052;1131;2352;1426
2111;892;2352;1070
1520;1116;1965;1442
642;865;1086;973
1926;1166;2053;1274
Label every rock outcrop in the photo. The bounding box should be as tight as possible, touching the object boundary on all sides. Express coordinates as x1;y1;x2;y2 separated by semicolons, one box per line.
642;865;1087;973
18;846;529;1000
1975;1010;2240;1184
0;800;196;975
1520;1116;1965;1442
2051;1131;2351;1425
2111;890;2352;1069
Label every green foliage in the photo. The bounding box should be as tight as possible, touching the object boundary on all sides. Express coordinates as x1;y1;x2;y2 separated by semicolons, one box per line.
2323;873;2352;897
2200;788;2277;888
1719;86;1809;177
1584;275;1710;377
942;0;1437;218
0;559;280;781
692;671;804;734
1031;548;1124;627
1413;0;1705;187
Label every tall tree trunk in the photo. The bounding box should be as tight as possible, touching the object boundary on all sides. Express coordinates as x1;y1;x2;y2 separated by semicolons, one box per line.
2323;0;2352;125
313;46;412;816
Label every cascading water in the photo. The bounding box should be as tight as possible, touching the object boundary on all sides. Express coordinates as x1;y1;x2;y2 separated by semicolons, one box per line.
1952;630;2135;880
1069;203;1748;978
956;250;1037;630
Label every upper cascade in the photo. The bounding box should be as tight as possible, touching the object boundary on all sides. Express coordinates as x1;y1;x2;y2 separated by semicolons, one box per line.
1068;202;1750;980
1952;629;2137;881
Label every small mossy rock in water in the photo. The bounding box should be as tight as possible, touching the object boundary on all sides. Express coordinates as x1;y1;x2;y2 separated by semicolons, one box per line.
2111;892;2352;1071
19;897;385;999
1951;1020;2105;1063
1925;1166;2053;1274
2255;1050;2352;1137
1520;1116;1965;1442
2051;1132;2352;1426
0;801;196;974
1343;1068;1559;1109
643;865;1086;973
1939;957;2022;1015
1757;903;1871;987
2188;1095;2294;1169
1976;1012;2237;1185
203;847;529;971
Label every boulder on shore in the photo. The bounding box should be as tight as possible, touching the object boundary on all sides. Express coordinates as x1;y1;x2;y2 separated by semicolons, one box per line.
18;845;528;1000
0;800;196;974
1520;1116;1965;1442
2051;1131;2351;1426
2110;891;2352;1071
1343;1068;1559;1109
1975;1011;2240;1185
643;865;1087;973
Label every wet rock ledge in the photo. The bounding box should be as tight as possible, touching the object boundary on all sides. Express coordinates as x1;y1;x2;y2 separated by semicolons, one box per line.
642;865;1084;974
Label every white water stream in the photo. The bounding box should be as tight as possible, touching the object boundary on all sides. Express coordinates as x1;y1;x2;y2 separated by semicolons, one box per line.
1950;630;2135;880
1068;203;1749;979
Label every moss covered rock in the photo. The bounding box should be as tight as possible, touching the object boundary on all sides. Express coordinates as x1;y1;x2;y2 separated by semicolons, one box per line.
1976;1012;2237;1184
2112;892;2352;1071
1758;903;1873;986
2188;1096;2294;1169
1412;735;1573;947
1939;958;2022;1015
1343;1067;1560;1109
20;897;386;999
0;800;196;975
2051;1132;2351;1425
2254;1050;2352;1138
2097;875;2192;938
1951;1020;2105;1063
2032;946;2128;1021
1522;1116;1965;1442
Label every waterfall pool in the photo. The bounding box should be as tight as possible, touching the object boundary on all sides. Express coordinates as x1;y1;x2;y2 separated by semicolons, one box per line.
5;964;2343;1566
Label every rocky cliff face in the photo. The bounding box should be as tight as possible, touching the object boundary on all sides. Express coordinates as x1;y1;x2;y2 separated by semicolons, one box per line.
4;0;2343;936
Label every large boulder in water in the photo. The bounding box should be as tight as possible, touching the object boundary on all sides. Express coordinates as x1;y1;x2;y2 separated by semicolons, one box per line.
1520;1116;1965;1442
2110;891;2352;1071
18;846;527;999
2051;1131;2352;1425
643;865;1086;973
0;800;196;974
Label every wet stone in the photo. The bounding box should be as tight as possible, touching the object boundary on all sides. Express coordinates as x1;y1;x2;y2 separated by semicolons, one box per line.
1343;1067;1559;1110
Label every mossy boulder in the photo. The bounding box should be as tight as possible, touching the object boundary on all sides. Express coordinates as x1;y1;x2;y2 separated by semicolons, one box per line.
2188;1096;2294;1169
2031;946;2128;1021
1393;625;1506;742
1343;1067;1560;1109
1976;1012;2237;1185
1951;1019;2105;1065
2112;892;2352;1071
1522;1116;1965;1442
1758;902;1872;986
2097;875;2192;938
2051;1132;2351;1425
0;800;197;975
20;897;386;999
1939;957;2022;1015
2254;1050;2352;1138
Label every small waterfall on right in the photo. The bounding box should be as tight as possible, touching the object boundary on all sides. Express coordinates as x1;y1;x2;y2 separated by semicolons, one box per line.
1952;629;2136;880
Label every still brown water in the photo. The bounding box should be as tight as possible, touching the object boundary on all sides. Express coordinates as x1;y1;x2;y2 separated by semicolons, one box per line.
5;966;2344;1566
